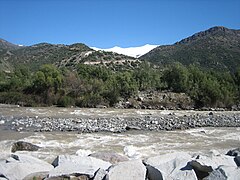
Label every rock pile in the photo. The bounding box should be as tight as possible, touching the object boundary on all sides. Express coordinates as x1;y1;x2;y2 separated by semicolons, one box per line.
0;112;240;133
0;142;240;180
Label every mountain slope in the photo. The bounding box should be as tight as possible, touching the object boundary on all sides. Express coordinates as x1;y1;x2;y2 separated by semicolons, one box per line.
0;40;139;72
0;38;21;50
141;26;240;72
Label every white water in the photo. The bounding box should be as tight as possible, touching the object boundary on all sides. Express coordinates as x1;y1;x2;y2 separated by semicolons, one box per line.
0;127;240;163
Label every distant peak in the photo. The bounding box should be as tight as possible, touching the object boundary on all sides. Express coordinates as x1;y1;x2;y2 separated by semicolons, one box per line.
175;26;234;45
0;38;21;50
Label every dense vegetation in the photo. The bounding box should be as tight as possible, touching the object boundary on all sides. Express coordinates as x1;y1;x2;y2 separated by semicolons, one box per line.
0;62;240;109
1;26;240;109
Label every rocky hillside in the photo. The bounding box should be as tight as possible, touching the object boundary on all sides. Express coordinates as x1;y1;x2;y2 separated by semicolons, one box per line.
141;26;240;72
0;39;139;72
0;38;21;50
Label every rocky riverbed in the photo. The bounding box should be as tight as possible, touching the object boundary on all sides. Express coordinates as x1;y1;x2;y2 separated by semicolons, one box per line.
0;108;240;133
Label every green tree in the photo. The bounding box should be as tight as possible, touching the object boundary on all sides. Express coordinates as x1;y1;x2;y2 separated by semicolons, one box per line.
33;64;62;93
162;63;189;92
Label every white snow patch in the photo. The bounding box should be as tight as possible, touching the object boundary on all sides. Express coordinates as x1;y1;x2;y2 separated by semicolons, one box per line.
91;44;158;58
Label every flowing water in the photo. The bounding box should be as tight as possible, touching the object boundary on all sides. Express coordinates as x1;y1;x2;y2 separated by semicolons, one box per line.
0;106;240;163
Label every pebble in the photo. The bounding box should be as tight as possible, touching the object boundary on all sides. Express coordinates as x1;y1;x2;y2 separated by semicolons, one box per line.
0;113;240;133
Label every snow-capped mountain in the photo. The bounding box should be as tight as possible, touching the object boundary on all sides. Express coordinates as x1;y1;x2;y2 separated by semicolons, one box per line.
91;44;159;58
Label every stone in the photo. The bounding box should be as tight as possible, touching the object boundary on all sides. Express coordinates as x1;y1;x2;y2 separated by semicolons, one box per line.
106;159;146;180
49;155;111;178
46;175;89;180
190;160;213;179
203;168;227;180
209;112;214;116
0;153;53;180
146;165;164;180
89;152;128;164
125;125;141;131
76;149;92;156
23;171;49;180
226;148;240;157
123;145;141;159
234;156;240;167
144;152;197;180
11;141;40;153
93;168;107;180
190;154;236;179
203;165;240;180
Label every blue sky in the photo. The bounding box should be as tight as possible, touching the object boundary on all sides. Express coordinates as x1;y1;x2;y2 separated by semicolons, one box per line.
0;0;239;48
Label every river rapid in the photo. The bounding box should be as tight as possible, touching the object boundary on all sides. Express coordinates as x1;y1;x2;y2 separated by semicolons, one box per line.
0;105;240;163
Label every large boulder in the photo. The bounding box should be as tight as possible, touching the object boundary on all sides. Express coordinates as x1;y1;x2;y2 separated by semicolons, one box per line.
49;155;111;178
190;154;236;179
144;152;197;180
0;153;53;180
106;159;146;180
203;165;240;180
11;141;40;153
89;152;128;164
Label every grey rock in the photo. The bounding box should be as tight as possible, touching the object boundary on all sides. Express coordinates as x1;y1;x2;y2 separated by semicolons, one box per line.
0;153;53;180
146;165;164;180
203;168;227;180
46;175;89;180
191;160;213;179
144;152;197;180
226;148;240;157
192;154;236;169
234;156;240;167
126;125;141;131
93;168;107;180
191;154;236;179
11;141;40;153
203;165;240;180
23;171;49;180
49;155;111;178
209;112;214;116
106;159;146;180
89;152;128;164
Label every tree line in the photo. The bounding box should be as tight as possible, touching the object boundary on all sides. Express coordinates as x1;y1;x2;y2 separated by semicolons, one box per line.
0;62;239;108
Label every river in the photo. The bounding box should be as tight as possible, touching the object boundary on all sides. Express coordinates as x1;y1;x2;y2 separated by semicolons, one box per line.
0;105;240;163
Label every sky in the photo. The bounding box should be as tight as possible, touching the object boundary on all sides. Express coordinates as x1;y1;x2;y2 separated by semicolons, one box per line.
0;0;239;48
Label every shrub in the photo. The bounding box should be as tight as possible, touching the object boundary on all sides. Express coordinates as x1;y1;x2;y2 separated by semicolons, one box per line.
57;96;74;107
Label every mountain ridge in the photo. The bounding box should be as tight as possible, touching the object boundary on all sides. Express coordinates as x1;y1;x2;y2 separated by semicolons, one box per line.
0;39;139;72
141;26;240;72
1;26;240;72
